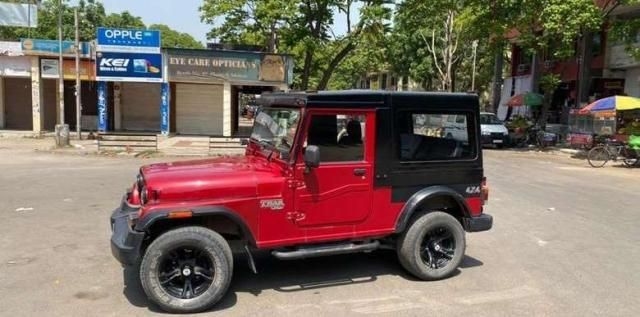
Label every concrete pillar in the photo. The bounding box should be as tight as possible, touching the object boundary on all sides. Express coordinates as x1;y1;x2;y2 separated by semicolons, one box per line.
97;81;108;132
160;82;169;135
223;81;231;137
30;57;43;133
114;82;122;130
0;77;4;129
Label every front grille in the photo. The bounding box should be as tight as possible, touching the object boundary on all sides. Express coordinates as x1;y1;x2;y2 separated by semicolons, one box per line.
490;133;503;138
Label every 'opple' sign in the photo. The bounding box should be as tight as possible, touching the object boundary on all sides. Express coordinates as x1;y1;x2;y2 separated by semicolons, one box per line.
103;29;144;41
96;27;161;53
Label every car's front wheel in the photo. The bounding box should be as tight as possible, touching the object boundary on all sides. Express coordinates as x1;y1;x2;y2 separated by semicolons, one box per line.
140;226;233;313
397;211;466;280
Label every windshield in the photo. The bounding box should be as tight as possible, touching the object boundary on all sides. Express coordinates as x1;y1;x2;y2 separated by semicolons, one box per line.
250;108;301;151
480;114;503;125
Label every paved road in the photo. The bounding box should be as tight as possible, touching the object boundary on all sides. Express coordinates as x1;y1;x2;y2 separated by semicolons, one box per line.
0;147;639;316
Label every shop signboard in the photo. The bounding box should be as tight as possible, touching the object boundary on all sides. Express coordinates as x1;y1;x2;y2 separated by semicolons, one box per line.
96;27;160;53
41;58;96;80
0;41;22;56
0;56;31;77
21;39;91;58
166;49;292;84
96;51;162;83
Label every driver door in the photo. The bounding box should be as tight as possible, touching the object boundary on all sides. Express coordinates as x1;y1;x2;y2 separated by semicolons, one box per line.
292;110;374;239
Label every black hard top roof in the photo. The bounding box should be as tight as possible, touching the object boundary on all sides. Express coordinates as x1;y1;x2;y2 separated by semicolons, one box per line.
257;90;479;109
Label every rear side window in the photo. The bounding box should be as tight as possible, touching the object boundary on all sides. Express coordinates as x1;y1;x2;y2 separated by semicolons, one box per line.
398;112;476;161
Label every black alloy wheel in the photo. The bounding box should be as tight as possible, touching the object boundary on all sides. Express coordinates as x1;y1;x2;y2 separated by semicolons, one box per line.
157;246;214;299
420;226;456;269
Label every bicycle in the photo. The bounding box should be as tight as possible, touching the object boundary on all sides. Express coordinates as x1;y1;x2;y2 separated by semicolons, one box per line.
586;138;640;168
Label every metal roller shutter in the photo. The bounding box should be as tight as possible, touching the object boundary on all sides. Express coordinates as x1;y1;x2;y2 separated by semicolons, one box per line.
176;83;224;135
4;78;32;130
121;83;161;131
42;79;57;131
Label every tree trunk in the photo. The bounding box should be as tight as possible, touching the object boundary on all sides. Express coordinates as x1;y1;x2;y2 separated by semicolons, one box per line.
578;31;593;105
317;41;356;90
300;50;314;90
539;91;553;129
491;44;504;114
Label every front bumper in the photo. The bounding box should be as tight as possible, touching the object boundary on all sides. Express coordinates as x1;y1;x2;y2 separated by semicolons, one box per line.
463;214;493;232
110;195;144;266
481;134;508;146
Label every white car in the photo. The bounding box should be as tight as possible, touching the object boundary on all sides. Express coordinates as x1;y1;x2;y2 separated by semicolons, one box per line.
480;112;509;147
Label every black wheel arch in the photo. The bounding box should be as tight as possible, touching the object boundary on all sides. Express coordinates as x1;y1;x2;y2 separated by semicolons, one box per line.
135;205;257;246
395;185;471;233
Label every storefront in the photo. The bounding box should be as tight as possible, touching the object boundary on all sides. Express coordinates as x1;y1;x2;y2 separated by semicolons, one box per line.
95;28;163;133
0;55;33;130
20;38;92;133
40;58;97;131
165;49;293;136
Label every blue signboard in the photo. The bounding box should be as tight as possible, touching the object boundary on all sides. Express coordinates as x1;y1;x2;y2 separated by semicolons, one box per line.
96;27;160;53
97;81;108;132
21;38;91;57
160;83;170;135
96;52;163;83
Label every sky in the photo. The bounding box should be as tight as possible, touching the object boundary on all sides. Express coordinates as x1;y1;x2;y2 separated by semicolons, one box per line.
79;0;359;45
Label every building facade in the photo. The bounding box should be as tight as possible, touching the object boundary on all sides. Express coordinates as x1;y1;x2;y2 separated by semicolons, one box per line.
0;35;294;137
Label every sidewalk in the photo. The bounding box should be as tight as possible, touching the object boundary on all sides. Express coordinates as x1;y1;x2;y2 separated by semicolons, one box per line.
0;132;245;158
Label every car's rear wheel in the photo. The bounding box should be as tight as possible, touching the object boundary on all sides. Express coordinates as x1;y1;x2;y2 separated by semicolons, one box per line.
397;211;465;280
140;226;233;313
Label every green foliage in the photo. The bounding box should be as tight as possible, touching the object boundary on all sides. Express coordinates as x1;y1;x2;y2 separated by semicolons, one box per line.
149;24;204;49
200;0;391;90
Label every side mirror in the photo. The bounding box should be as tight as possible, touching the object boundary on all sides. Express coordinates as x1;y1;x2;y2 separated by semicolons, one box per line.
240;138;249;146
304;145;320;168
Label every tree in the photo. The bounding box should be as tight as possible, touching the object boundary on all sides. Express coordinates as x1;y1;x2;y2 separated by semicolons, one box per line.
149;24;204;49
200;0;391;90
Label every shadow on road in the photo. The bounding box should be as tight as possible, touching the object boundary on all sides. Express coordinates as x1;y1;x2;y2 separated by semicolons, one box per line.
122;250;483;313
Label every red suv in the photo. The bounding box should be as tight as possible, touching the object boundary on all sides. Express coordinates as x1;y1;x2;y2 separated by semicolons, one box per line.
110;91;492;313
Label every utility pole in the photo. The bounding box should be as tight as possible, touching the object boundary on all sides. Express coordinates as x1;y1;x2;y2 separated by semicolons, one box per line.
471;40;479;92
75;8;81;139
54;0;69;146
58;0;64;127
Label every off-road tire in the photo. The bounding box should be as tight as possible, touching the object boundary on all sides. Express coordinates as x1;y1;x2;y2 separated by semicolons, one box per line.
397;211;466;280
140;226;233;313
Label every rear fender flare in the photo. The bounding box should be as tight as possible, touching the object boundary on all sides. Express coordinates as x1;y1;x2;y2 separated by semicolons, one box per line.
395;186;471;233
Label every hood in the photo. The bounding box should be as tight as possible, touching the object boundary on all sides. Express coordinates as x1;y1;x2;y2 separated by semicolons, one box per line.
140;155;282;203
481;123;508;134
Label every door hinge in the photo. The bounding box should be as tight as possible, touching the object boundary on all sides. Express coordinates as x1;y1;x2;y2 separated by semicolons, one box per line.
287;179;305;188
286;211;306;223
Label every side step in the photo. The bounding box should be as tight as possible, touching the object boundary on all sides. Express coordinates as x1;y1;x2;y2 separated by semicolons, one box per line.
271;241;380;260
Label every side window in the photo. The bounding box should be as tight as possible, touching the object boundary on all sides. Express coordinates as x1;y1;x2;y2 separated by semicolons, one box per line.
306;113;366;163
399;112;475;161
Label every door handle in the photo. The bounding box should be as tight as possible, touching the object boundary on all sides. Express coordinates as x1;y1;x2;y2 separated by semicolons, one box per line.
353;168;366;176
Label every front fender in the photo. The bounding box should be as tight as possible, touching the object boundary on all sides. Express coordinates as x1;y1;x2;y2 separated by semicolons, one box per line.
394;185;471;233
134;205;256;245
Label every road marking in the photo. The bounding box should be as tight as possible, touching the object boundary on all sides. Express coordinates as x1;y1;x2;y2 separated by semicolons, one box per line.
276;304;322;313
456;285;539;305
327;296;402;305
351;302;425;314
